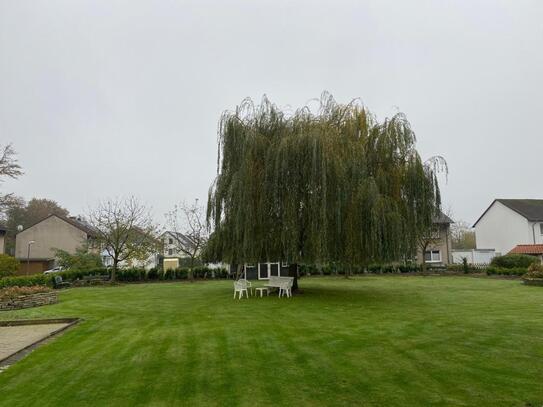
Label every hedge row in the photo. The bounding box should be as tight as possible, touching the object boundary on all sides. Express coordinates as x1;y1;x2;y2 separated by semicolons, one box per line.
486;266;528;276
299;263;436;275
54;266;230;283
0;266;231;289
114;266;229;282
0;274;52;289
490;254;539;269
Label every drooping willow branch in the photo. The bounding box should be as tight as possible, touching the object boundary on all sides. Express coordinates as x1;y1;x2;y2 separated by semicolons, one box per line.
205;92;443;267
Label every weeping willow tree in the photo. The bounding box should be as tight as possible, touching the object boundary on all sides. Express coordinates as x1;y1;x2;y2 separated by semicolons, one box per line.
205;93;443;289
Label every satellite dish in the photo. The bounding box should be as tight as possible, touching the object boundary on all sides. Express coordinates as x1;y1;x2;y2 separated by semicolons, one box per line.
17;225;23;232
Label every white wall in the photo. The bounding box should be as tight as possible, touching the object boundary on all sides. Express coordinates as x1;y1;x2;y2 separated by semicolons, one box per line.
528;221;543;245
475;201;532;254
162;232;189;258
452;249;497;265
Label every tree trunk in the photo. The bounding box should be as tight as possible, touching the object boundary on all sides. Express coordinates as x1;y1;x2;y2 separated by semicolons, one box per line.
111;258;118;282
188;257;195;282
420;242;428;273
288;263;299;291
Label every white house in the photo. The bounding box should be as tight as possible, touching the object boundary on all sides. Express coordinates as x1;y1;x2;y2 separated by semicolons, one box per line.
161;231;192;270
473;199;543;255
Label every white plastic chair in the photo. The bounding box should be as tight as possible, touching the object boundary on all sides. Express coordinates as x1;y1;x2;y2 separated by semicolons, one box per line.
233;280;249;299
238;279;253;296
278;279;293;298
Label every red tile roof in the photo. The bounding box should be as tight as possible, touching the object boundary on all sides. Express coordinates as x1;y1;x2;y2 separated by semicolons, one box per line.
509;244;543;255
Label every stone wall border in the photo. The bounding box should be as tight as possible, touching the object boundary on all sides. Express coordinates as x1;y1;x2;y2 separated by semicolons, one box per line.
0;291;58;311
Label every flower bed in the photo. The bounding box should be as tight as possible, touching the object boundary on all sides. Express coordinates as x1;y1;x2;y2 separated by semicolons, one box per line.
0;286;58;311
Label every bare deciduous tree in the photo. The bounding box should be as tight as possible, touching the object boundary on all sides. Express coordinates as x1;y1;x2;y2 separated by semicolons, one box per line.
0;144;23;212
451;220;476;250
166;199;208;275
89;197;159;281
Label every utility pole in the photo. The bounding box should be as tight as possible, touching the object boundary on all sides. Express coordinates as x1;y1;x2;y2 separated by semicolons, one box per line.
27;240;35;275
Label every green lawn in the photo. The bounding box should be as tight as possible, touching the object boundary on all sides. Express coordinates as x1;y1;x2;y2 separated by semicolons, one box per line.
0;276;542;406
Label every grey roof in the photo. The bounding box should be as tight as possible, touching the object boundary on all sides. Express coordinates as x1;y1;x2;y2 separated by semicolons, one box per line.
473;199;543;227
163;231;196;251
19;214;98;238
433;211;453;224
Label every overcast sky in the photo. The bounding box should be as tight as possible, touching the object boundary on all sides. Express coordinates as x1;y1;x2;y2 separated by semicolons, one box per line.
1;0;542;225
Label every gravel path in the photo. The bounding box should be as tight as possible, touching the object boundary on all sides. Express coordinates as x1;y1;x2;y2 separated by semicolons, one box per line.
0;323;69;361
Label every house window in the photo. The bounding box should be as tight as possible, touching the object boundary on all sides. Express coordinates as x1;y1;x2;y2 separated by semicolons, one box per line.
168;238;173;244
424;250;441;263
540;223;543;235
168;249;173;256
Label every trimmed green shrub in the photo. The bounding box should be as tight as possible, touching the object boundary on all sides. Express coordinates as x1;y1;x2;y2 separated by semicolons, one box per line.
117;268;146;282
191;266;209;279
176;268;189;280
147;267;160;280
211;267;228;278
462;257;469;274
0;274;51;288
490;254;539;269
398;264;421;273
0;264;231;289
446;262;480;274
163;268;176;280
0;254;20;278
56;268;109;283
486;266;527;276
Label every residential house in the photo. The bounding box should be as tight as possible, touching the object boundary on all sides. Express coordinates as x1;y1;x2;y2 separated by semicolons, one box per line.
508;244;543;264
15;214;97;274
162;231;194;270
417;212;454;267
474;199;543;255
